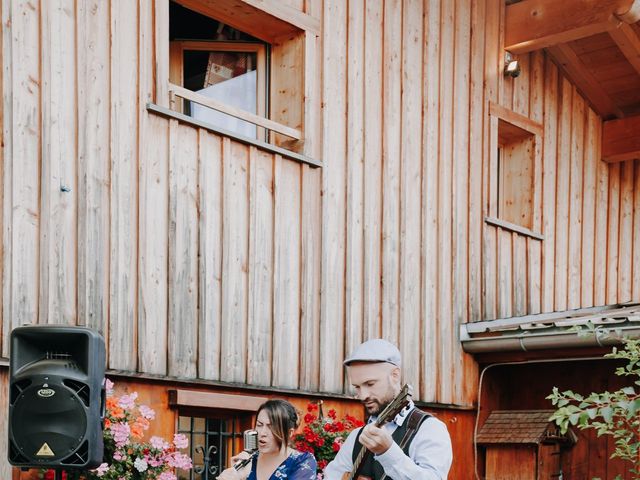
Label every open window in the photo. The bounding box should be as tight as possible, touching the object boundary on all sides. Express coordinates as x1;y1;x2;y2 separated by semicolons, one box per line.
486;102;543;238
170;4;267;139
167;0;306;151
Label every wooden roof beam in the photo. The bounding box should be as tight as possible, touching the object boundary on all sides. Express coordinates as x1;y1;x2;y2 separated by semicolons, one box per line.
602;115;640;162
609;23;640;78
505;0;639;54
547;43;624;119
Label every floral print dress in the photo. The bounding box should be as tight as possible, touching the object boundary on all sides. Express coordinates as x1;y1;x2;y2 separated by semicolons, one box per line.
248;450;317;480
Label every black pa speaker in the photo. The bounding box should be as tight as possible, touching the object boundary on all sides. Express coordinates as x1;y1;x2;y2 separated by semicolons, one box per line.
8;325;106;469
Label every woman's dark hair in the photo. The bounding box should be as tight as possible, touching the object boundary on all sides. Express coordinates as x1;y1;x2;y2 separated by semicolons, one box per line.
256;399;299;450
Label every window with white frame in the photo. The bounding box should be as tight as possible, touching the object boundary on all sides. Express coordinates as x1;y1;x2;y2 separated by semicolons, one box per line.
168;1;306;151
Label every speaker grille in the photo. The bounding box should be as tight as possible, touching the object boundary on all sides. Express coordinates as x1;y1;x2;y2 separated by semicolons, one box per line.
9;440;30;464
63;379;91;407
61;440;90;465
10;379;32;405
10;384;87;463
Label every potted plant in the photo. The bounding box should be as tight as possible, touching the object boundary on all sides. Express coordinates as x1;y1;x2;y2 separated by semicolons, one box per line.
293;401;364;478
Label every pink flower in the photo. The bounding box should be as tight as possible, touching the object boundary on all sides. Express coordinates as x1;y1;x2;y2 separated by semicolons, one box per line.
173;433;189;449
139;404;156;420
158;473;177;480
150;436;169;450
110;422;131;447
95;463;109;477
104;379;114;395
166;452;193;469
113;450;124;461
118;392;138;410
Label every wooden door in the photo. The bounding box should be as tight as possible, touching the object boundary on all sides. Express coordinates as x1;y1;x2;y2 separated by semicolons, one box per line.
485;445;537;479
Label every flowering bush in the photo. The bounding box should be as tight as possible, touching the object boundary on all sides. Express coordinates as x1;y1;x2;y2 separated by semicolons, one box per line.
294;401;364;476
43;379;192;480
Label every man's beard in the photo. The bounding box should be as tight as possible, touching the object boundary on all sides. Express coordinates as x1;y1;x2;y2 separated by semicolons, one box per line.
364;397;392;416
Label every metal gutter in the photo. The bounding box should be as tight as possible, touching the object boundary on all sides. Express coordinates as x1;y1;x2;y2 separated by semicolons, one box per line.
616;0;640;23
460;303;640;353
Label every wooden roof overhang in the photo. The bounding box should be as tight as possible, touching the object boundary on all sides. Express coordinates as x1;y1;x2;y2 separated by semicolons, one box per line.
505;0;640;163
477;410;577;446
460;303;640;354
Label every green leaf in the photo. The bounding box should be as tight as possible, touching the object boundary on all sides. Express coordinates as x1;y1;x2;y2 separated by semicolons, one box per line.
621;386;636;395
601;406;613;423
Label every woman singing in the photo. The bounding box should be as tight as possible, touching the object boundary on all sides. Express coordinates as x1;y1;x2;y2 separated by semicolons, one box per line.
217;399;317;480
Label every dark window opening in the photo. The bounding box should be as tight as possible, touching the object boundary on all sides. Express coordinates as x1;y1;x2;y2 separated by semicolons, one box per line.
177;414;245;480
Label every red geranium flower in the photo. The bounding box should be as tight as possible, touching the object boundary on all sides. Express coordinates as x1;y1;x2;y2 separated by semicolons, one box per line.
294;401;364;475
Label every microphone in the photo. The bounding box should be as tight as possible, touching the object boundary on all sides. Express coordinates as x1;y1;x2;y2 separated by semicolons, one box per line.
233;430;258;471
243;429;258;452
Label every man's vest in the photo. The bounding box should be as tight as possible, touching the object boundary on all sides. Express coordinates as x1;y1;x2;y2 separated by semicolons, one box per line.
351;408;431;480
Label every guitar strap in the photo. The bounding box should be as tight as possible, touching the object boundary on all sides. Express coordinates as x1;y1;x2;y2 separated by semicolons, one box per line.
378;408;431;480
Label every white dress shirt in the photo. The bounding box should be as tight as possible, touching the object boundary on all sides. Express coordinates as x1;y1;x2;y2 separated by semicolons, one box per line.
322;402;452;480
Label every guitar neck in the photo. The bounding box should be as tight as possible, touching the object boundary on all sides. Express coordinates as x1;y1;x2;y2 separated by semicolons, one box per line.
344;384;411;480
349;445;367;480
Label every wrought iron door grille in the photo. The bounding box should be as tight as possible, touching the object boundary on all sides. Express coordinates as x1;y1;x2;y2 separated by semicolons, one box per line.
177;415;243;480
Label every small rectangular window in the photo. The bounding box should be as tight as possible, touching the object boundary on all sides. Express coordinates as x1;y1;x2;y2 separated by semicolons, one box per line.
486;102;543;237
170;40;267;139
497;121;535;229
177;414;245;480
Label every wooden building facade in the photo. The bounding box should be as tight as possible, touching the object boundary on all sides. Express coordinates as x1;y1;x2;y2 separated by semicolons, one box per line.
1;0;639;478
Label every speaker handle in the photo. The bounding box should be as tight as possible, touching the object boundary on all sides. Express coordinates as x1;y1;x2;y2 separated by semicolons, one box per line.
100;385;106;420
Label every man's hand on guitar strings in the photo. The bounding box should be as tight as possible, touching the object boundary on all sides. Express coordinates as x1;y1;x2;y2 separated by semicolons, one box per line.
358;424;393;455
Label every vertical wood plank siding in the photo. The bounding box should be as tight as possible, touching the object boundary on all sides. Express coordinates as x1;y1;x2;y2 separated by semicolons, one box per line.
77;0;110;338
1;0;640;407
109;1;138;370
0;369;9;479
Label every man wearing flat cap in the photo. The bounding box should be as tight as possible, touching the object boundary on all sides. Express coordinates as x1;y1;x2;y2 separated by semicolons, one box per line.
323;339;452;480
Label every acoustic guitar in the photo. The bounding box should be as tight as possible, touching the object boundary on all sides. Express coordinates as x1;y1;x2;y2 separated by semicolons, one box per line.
341;384;412;480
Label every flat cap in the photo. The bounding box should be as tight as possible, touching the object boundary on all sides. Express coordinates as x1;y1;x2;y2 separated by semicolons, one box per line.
343;339;402;367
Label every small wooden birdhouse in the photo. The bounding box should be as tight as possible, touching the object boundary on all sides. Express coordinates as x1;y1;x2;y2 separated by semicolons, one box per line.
477;410;577;479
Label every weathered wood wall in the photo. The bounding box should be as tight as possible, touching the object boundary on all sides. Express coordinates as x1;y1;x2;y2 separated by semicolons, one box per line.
1;0;639;412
